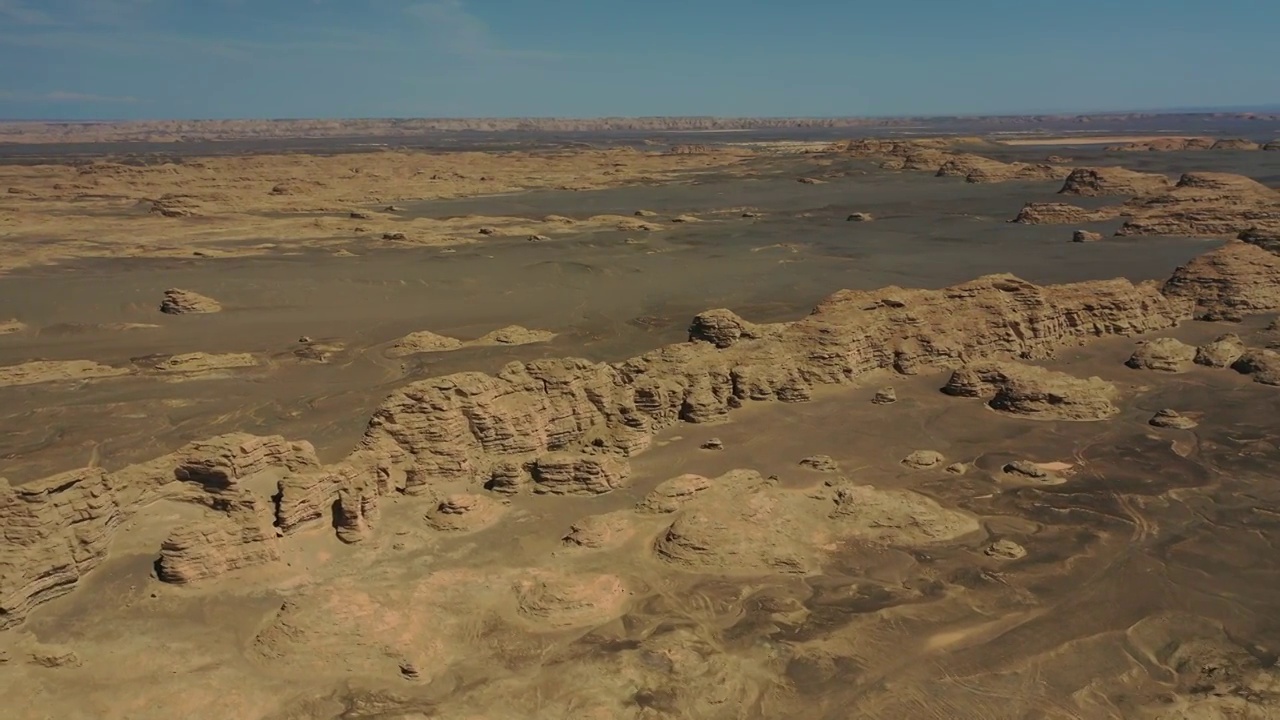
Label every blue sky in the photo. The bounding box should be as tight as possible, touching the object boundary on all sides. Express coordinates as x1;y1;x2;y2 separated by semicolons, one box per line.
1;0;1277;120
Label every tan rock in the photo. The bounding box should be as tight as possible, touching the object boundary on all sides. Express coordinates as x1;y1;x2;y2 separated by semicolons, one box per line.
1195;333;1246;367
531;454;631;496
871;386;897;404
386;330;464;356
0;468;122;629
1211;138;1261;151
155;495;281;584
846;212;874;222
0;319;26;335
1072;230;1104;243
937;154;1066;183
1150;409;1198;429
151;352;257;374
474;325;555;346
1119;172;1280;237
1162;240;1280;320
942;361;1119;420
1125;337;1197;372
638;473;713;513
1058;167;1172;196
799;455;839;472
985;539;1026;560
0;359;130;387
562;511;635;549
424;493;505;532
159;288;221;314
1232;349;1280;386
902;450;945;469
1012;202;1118;225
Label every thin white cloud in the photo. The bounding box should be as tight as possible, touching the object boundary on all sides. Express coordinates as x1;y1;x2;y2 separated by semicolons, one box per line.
406;0;562;60
0;0;53;25
0;90;139;103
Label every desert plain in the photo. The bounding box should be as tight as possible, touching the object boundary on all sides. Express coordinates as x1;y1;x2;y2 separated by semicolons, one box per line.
2;115;1280;719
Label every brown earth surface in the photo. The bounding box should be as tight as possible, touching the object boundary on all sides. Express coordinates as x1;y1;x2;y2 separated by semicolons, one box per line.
3;132;1280;719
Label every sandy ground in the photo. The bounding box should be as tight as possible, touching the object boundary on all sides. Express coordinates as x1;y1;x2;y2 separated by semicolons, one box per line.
2;134;1280;719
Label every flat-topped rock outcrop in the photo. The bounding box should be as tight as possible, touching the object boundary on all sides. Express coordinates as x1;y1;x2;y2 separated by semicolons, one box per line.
1012;202;1119;225
1126;337;1198;372
1059;167;1172;197
942;361;1120;420
1118;172;1280;238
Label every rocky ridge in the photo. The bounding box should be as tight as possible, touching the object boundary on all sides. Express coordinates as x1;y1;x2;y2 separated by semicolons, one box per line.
0;263;1233;630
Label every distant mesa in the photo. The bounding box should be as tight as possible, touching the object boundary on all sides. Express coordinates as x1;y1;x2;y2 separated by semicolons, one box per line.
936;153;1066;183
1072;230;1104;243
1210;138;1261;151
1105;136;1216;152
160;288;221;314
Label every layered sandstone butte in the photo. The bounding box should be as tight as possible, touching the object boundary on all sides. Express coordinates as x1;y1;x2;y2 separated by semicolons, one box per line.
159;288;221;314
1162;235;1280;320
0;469;122;630
359;273;1187;493
1058;167;1172;197
1105;137;1216;152
1012;202;1119;225
935;154;1067;183
941;362;1120;420
1118;172;1280;237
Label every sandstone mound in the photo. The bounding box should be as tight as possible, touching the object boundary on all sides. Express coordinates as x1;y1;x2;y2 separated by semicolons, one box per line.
424;493;505;532
1012;202;1117;225
511;571;629;629
871;386;897;404
1119;172;1280;237
638;473;713;513
0;319;25;335
902;450;945;469
531;454;631;495
1002;460;1065;483
156;435;319;584
159;288;221;314
1150;409;1198;429
1211;138;1261;151
1195;333;1246;367
1106;137;1215;152
799;455;839;472
985;539;1027;560
562;511;636;549
1162;240;1280;320
0;468;122;629
1125;337;1197;372
475;325;555;346
0;359;130;387
687;308;775;348
387;325;553;357
936;154;1065;183
387;330;463;356
846;212;874;222
152;352;257;374
1072;230;1104;243
652;470;975;575
1231;349;1280;385
1058;167;1172;196
942;361;1119;420
484;460;530;495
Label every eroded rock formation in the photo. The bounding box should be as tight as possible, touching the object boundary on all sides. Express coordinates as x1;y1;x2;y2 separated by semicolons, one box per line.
159;288;221;314
1012;202;1118;225
1059;167;1172;197
941;361;1119;420
1126;337;1197;372
1162;238;1280;320
1118;172;1280;238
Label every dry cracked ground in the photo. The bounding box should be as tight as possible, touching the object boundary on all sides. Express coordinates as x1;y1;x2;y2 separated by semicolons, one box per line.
3;126;1280;719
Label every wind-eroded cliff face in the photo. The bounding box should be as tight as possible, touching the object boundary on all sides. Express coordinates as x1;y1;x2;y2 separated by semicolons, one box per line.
0;269;1209;630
